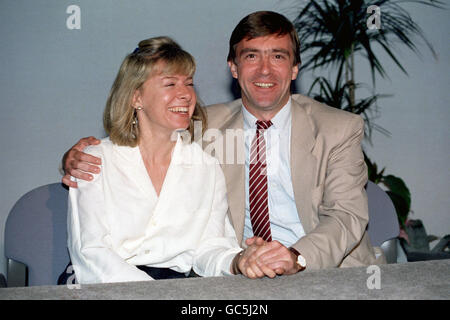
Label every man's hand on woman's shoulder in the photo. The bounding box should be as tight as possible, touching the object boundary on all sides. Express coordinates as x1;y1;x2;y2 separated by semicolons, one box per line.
62;136;102;188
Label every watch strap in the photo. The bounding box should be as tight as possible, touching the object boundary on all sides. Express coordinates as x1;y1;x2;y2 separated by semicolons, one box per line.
289;247;306;271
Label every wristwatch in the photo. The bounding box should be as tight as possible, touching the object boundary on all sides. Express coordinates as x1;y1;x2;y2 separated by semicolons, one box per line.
289;247;306;271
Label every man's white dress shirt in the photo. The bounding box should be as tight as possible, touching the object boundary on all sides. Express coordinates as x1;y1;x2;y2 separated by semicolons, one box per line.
242;99;306;247
68;135;242;284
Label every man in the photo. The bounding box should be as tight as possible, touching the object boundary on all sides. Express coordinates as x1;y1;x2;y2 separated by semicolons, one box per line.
62;11;381;278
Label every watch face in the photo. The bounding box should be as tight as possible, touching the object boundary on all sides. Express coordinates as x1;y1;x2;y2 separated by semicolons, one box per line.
297;255;306;267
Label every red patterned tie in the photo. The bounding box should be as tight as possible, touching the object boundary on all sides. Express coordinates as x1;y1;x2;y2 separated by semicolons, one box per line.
249;120;273;241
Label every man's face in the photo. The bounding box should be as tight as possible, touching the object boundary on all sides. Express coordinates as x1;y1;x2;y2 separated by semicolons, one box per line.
228;34;299;120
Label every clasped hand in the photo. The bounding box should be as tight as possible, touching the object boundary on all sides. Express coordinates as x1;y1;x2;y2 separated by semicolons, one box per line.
236;237;301;278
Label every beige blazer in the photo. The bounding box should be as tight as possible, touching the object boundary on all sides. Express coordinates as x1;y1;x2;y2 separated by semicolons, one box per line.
204;94;380;269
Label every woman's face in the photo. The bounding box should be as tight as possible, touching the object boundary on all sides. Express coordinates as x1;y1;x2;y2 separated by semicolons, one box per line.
134;66;196;136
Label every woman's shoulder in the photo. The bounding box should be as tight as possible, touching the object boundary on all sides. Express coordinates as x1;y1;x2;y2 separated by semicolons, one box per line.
84;137;113;157
185;140;219;165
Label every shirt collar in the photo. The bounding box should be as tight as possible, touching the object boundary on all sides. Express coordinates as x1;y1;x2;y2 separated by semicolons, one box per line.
242;97;292;131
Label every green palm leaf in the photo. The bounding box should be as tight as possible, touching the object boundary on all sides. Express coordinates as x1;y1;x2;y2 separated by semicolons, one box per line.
293;0;441;83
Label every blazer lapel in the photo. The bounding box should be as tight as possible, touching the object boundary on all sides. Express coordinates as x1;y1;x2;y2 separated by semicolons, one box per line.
290;98;317;233
219;110;246;245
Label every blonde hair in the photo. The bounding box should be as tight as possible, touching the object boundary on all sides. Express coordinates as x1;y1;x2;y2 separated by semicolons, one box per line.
103;36;206;147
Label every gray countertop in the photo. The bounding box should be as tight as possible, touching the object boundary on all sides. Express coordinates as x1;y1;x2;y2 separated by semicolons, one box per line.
1;260;449;300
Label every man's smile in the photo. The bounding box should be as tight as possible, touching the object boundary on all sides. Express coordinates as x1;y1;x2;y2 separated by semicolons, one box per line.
254;82;275;88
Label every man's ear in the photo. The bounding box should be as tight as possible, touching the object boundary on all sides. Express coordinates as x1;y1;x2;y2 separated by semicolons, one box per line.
228;61;238;79
291;64;299;81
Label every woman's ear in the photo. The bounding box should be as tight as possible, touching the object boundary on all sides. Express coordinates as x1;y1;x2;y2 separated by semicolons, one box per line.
132;89;142;108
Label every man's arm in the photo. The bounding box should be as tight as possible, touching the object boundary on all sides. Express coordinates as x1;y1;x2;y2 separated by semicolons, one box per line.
292;115;369;269
62;136;102;188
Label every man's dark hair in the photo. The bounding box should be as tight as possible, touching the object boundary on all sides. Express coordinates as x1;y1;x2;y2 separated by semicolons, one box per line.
227;11;301;66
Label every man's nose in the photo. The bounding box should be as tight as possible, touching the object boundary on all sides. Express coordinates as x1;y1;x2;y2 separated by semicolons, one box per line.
258;56;271;75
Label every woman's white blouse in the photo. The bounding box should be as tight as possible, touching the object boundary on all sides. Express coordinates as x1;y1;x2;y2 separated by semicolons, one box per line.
68;136;242;284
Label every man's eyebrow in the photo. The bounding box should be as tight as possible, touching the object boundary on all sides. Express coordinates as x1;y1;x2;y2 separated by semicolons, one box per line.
239;48;259;55
238;47;291;56
272;48;291;56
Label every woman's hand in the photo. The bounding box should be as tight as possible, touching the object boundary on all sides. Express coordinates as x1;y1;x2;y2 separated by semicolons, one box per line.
231;237;302;279
231;237;278;279
246;237;301;275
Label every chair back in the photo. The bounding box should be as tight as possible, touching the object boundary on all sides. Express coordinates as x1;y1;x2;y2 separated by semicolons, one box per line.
5;183;69;286
366;180;400;247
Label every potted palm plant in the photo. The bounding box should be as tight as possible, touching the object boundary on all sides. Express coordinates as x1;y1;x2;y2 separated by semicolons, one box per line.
292;0;443;229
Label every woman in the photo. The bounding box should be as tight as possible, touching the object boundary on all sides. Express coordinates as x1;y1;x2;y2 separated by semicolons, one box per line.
64;36;244;284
